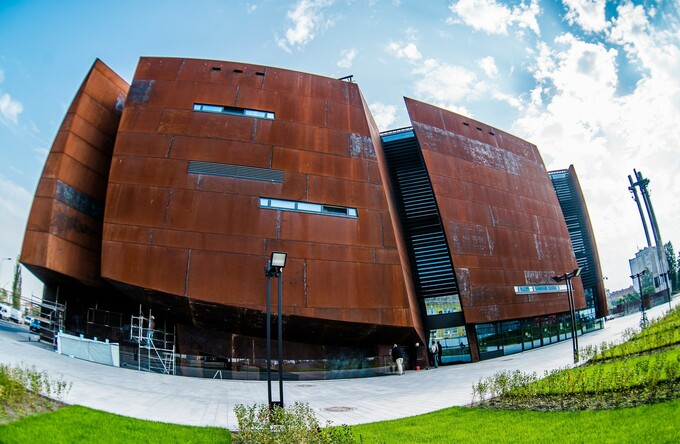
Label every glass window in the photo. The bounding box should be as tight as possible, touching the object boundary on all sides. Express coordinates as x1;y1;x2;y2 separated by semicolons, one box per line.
322;206;348;216
260;197;357;219
475;323;500;353
297;202;323;212
423;295;462;315
429;326;470;363
194;103;275;120
270;199;296;209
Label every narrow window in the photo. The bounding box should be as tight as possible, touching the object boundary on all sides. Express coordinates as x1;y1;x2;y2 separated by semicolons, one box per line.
193;103;275;120
260;197;357;218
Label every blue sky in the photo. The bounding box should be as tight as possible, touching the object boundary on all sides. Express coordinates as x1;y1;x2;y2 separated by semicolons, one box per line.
1;0;679;296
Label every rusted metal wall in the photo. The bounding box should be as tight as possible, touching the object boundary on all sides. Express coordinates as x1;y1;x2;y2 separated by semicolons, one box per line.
405;98;585;324
101;58;413;331
21;59;128;287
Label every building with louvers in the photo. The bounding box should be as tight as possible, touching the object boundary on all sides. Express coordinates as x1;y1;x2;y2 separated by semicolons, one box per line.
20;57;606;375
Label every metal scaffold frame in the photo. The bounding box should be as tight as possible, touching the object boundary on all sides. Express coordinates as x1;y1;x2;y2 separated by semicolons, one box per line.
130;306;176;375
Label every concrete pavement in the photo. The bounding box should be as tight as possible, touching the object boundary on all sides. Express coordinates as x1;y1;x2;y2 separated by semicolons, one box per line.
0;298;676;431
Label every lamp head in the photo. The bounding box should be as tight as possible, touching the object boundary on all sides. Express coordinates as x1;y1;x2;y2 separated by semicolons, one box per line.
270;252;287;268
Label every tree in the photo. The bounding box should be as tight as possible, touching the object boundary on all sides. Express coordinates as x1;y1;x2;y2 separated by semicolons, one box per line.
641;268;654;297
664;242;677;290
11;256;22;310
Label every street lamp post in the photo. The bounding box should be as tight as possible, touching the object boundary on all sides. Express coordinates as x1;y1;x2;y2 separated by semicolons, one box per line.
265;251;287;409
630;270;648;328
553;268;582;364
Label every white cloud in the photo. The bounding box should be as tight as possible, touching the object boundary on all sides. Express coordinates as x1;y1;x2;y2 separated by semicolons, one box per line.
563;0;608;33
477;56;499;77
412;58;483;113
608;1;680;86
369;102;397;130
513;9;680;289
386;41;422;61
247;4;257;14
337;48;357;69
0;93;23;125
276;0;335;52
447;0;541;36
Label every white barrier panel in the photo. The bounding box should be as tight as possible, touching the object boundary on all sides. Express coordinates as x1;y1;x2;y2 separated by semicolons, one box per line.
57;332;120;367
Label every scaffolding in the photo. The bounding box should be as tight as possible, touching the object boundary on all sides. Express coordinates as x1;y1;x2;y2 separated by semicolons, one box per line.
21;292;65;346
130;307;176;375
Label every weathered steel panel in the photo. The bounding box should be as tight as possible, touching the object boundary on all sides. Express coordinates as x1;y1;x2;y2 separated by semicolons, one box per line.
21;59;128;287
406;97;583;325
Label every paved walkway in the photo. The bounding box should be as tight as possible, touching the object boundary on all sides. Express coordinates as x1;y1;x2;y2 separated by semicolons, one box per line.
0;298;676;431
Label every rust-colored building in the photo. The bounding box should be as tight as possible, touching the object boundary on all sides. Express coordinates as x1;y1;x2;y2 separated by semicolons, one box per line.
21;57;604;373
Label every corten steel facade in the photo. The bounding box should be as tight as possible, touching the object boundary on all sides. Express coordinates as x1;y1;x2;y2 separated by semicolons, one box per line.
21;57;593;372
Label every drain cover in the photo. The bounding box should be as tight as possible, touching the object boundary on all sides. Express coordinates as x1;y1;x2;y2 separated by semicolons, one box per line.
321;407;356;413
296;384;315;387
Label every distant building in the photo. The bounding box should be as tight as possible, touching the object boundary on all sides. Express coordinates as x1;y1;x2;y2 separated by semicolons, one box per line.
20;57;604;376
629;246;672;296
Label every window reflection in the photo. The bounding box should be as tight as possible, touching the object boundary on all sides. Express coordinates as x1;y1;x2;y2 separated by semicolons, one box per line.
423;294;462;315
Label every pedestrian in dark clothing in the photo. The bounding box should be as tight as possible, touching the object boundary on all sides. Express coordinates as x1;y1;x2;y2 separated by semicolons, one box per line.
437;340;443;366
430;340;438;368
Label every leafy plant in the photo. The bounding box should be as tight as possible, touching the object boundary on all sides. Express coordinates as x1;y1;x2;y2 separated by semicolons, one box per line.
233;402;354;444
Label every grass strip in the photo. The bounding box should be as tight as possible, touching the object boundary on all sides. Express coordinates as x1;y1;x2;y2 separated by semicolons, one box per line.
0;405;231;444
352;400;680;444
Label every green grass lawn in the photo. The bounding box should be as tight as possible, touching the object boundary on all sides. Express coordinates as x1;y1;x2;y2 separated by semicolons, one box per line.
351;400;680;444
0;405;231;444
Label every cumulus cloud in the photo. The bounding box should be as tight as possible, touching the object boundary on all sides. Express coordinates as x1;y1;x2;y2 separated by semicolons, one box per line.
337;48;357;69
477;56;499;77
512;3;680;289
385;41;422;61
563;0;608;33
0;68;23;126
412;58;484;113
447;0;541;36
368;102;398;130
276;0;335;52
0;93;23;126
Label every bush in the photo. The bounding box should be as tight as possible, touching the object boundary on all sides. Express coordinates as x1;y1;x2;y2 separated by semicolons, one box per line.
234;402;354;443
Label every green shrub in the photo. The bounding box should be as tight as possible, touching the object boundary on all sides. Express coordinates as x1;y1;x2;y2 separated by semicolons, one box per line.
233;402;354;444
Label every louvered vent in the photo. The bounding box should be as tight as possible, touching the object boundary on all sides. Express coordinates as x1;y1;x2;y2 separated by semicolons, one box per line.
188;161;284;183
381;129;458;298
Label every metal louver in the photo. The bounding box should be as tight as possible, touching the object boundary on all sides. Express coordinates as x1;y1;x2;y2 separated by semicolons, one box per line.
188;161;284;183
381;130;458;298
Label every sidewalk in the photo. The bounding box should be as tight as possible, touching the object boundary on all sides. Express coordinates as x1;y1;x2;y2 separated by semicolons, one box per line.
0;298;676;431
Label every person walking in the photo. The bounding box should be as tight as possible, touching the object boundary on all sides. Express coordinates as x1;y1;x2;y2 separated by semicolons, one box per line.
430;340;439;368
391;344;405;375
436;340;443;366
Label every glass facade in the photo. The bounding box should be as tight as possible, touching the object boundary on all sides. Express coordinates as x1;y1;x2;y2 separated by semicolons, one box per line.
429;326;470;363
475;312;604;360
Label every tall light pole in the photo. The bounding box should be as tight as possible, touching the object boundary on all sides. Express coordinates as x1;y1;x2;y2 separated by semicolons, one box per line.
265;251;287;409
553;267;582;364
631;270;648;328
